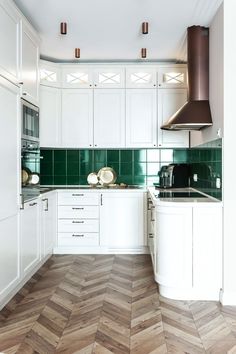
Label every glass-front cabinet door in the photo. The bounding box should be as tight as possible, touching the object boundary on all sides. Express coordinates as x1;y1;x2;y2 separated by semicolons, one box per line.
93;66;125;88
61;66;93;88
158;66;187;88
126;67;157;88
40;60;61;87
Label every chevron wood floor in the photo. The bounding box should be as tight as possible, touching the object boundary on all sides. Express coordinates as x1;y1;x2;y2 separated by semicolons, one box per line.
1;255;236;353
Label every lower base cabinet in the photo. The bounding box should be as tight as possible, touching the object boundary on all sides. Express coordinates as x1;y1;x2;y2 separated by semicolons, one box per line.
100;192;147;250
41;192;57;259
0;214;20;305
20;200;40;277
154;202;222;301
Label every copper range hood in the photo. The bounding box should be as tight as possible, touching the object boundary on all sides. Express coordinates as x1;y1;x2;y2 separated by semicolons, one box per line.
161;26;213;131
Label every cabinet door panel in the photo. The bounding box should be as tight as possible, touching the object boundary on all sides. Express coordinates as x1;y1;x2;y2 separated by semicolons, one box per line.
158;89;189;147
100;192;146;249
21;23;39;105
0;77;20;221
94;89;125;147
21;201;40;276
0;1;20;83
156;206;192;287
40;86;61;147
0;214;20;303
126;89;157;147
61;89;93;148
41;192;57;258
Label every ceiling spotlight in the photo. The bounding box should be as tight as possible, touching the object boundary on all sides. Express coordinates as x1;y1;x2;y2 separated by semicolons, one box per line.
141;48;147;58
142;22;149;34
75;48;80;58
60;22;67;35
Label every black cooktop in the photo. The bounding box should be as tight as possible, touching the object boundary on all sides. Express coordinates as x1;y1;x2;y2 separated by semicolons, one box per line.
155;191;206;198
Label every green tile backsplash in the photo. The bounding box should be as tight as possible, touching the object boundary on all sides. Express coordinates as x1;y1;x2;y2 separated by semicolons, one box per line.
41;148;186;186
40;139;222;200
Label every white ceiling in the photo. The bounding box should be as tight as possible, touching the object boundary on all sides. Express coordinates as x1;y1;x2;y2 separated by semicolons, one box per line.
13;0;223;62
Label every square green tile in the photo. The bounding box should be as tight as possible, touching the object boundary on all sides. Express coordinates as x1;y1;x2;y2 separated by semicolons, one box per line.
133;176;146;185
120;163;132;175
54;175;67;185
40;150;53;163
94;162;105;172
173;149;188;163
67;175;80;185
54;162;66;176
79;176;88;185
54;150;66;162
161;149;173;162
67;150;79;162
107;162;119;175
120;150;133;163
116;175;133;185
40;175;53;185
147;163;160;176
80;150;93;163
41;162;53;176
134;162;146;176
80;162;93;175
67;161;79;176
134;150;147;162
94;150;107;163
107;150;120;163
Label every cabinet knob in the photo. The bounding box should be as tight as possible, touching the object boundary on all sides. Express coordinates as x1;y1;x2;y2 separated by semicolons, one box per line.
89;84;92;87
158;84;161;87
22;92;27;96
94;84;97;87
153;84;156;87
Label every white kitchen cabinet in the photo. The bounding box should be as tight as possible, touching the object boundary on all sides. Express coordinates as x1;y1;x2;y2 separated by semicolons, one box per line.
156;205;192;292
61;66;92;89
0;214;20;305
0;76;20;221
100;192;147;250
41;192;57;259
126;67;157;88
147;197;156;267
158;66;187;89
40;60;61;88
0;0;21;84
158;88;189;147
192;206;222;297
40;85;61;147
94;89;125;147
21;21;40;106
93;66;125;88
61;89;93;148
126;89;157;147
20;200;40;277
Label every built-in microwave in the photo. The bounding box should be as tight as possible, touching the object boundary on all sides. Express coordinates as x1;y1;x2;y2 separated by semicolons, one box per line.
21;99;39;142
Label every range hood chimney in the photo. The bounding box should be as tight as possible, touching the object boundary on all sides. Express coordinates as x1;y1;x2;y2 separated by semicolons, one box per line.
161;26;213;131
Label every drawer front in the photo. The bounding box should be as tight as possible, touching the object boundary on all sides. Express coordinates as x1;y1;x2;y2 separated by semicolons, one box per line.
58;192;99;206
58;219;99;233
58;205;99;219
58;232;99;247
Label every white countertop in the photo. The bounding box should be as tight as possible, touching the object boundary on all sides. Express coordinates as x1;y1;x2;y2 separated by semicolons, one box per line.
148;187;222;206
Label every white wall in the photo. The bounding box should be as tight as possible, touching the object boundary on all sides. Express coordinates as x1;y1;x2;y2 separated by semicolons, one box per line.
221;0;236;305
190;4;224;147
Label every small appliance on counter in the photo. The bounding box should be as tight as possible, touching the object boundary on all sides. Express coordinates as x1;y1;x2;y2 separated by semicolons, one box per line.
159;163;190;188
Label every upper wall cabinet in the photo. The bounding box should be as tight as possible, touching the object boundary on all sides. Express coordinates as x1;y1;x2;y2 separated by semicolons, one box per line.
158;66;187;89
21;22;40;106
126;67;157;88
61;66;125;89
40;60;61;88
0;0;21;84
126;89;157;148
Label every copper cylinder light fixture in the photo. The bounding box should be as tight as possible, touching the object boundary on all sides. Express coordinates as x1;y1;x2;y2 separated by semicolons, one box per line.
75;48;80;58
60;22;67;35
141;48;147;58
142;22;149;34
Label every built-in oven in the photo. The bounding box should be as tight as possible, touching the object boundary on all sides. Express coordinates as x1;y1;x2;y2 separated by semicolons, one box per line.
21;139;41;205
21;99;39;142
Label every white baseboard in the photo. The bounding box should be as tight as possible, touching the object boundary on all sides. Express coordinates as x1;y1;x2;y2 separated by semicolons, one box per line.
53;246;149;255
